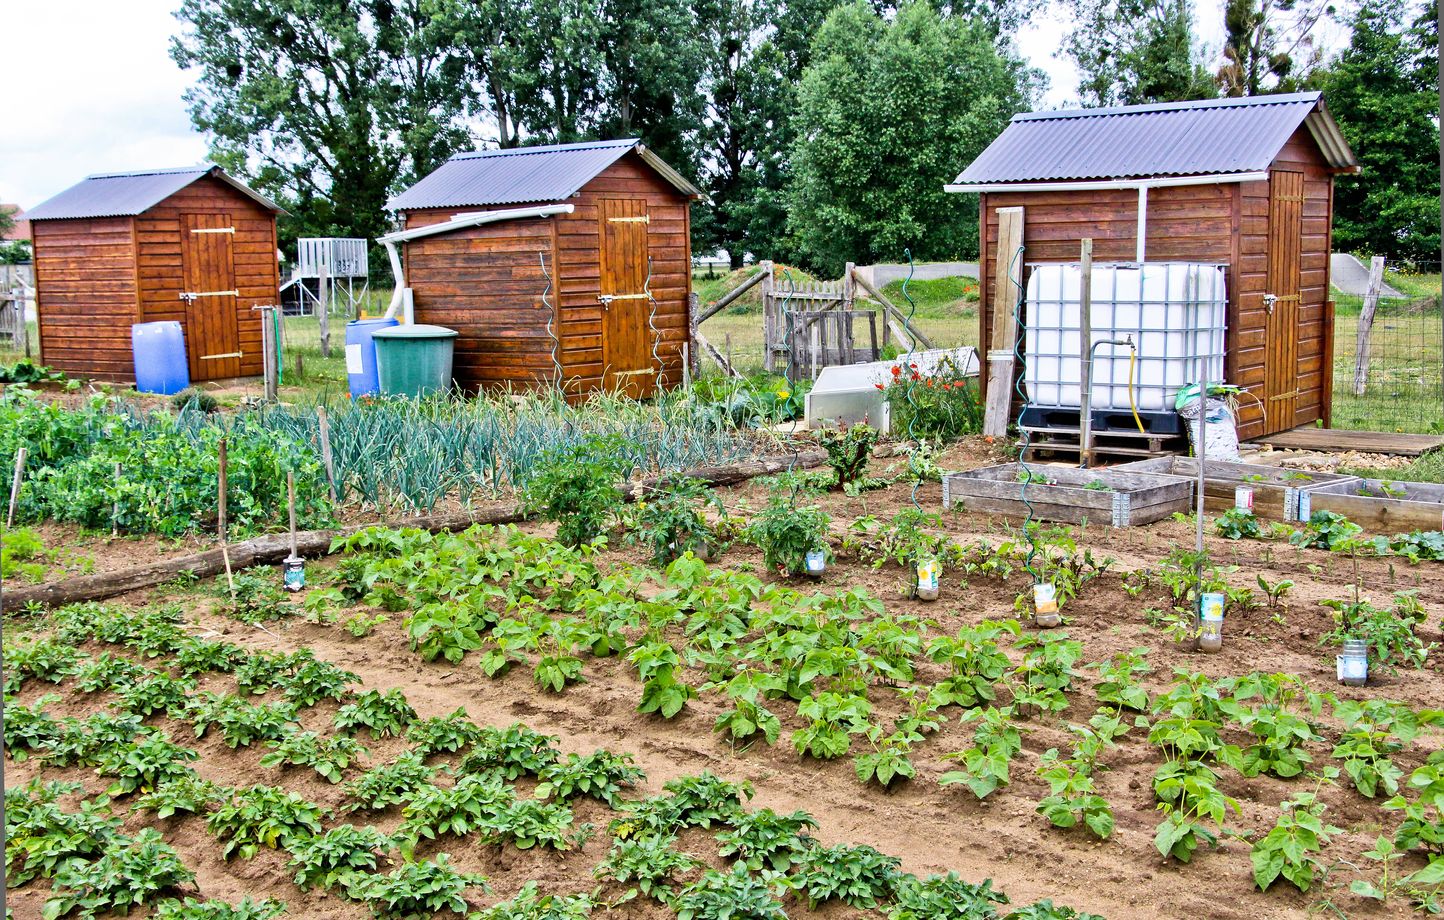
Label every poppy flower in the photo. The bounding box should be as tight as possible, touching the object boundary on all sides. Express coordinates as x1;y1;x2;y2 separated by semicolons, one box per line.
874;383;884;390
926;379;934;387
891;366;901;376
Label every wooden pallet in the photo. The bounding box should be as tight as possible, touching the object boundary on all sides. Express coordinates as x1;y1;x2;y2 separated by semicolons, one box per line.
1019;425;1185;462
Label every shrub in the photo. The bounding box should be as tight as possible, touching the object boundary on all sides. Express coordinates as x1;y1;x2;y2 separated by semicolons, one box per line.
519;434;633;546
630;476;722;565
746;496;831;576
816;423;878;491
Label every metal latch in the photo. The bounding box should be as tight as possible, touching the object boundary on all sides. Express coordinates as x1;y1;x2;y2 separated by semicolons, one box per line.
190;227;235;235
179;290;239;302
607;215;649;224
200;352;244;361
1263;293;1278;315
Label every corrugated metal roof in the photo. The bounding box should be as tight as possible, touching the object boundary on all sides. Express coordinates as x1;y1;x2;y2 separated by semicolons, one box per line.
26;165;282;221
388;139;701;211
951;92;1358;187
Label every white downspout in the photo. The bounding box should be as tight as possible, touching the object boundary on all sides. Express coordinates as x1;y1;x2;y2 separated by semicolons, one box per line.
377;204;576;321
1136;185;1148;262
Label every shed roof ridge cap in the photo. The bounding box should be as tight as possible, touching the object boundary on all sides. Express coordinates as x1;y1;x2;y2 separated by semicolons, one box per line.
1012;92;1322;122
449;138;640;160
83;165;213;180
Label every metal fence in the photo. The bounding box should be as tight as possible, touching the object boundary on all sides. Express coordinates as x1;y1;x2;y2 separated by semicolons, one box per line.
1330;258;1443;434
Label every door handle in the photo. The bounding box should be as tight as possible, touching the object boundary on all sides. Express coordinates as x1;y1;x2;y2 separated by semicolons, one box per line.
1263;293;1278;315
597;295;614;311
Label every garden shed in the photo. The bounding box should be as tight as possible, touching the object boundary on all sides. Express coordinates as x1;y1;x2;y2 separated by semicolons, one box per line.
25;165;283;383
947;92;1358;441
384;138;701;397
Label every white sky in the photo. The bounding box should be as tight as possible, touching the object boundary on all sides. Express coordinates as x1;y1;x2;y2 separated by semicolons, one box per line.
0;0;1349;209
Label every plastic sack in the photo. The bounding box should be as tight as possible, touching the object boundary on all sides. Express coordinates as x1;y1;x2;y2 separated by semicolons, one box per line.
1177;393;1240;461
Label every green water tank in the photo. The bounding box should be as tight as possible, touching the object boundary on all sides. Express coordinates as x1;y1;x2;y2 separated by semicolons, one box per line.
372;324;459;398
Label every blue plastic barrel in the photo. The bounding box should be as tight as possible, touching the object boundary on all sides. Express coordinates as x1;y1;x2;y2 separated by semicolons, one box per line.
345;317;400;398
131;321;190;395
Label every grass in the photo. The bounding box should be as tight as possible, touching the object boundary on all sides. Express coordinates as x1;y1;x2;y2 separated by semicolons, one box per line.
1329;270;1442;434
1344;449;1444;484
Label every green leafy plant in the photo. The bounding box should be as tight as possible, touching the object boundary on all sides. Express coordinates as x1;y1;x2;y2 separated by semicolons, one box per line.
887;872;1010;920
1035;750;1115;840
746;494;831;577
42;828;195;920
259;730;366;783
535;749;645;807
399;774;515;845
1384;751;1444;857
705;668;784;746
1290;510;1363;550
816;422;879;492
1330;698;1419;798
189;694;298;748
1321;593;1434;672
1088;647;1151;711
207;785;329;859
457;723;559;780
130;773;225;819
151;897;287;920
940;707;1022;800
471;882;593;920
406;603;486;664
225;570;293;624
1214;508;1263;540
345;751;436;812
1250;779;1342;892
405;708;485;757
880;357;983;440
716;808;818;871
788;843;902;909
630;476;723;564
519;434;633;546
1221;672;1323;779
594;833;700;902
286;824;392;891
94;731;201;796
791;692;873;760
629;638;696;718
345;854;489;920
280;653;359;706
345;612;389;637
671;863;787;920
335;688;417;739
5;781;120;886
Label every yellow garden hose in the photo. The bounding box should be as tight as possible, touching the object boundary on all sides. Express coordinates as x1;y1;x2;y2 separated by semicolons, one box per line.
1127;346;1145;434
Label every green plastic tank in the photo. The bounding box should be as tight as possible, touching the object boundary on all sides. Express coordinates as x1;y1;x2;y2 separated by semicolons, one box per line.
372;324;459;397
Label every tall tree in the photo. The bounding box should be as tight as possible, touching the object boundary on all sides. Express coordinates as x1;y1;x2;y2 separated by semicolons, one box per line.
1321;0;1439;259
1216;0;1331;95
171;0;472;250
787;1;1036;276
1065;0;1217;106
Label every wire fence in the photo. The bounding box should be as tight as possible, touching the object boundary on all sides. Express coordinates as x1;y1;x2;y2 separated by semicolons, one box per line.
1330;259;1443;434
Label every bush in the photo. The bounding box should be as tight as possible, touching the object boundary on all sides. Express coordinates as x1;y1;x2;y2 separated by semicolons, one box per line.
520;434;634;546
879;357;982;440
630;476;722;564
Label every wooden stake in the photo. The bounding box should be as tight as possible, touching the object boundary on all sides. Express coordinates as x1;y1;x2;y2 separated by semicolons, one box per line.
7;446;26;529
318;263;331;358
1351;255;1386;396
295;351;304;380
112;461;122;537
984;207;1025;439
316;407;337;504
287;471;299;559
218;437;234;598
1078;239;1095;468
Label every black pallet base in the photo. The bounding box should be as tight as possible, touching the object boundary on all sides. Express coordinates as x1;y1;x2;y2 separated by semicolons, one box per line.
1019;405;1182;436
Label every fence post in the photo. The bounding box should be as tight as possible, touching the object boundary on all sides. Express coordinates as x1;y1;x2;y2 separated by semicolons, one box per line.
759;261;776;372
686;291;700;381
1351;255;1386;396
318;261;331;358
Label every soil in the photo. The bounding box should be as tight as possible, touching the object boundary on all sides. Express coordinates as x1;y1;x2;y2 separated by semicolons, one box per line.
6;437;1443;920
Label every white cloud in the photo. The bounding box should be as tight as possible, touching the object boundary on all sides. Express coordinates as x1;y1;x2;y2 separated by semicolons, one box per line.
0;0;207;208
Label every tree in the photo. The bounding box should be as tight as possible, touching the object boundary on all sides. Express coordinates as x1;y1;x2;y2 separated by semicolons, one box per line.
1064;0;1217;106
1216;0;1331;95
786;1;1036;276
170;0;473;253
1320;0;1439;260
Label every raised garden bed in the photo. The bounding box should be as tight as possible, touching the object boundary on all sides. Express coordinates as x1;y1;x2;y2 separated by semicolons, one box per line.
1300;476;1444;532
1109;456;1359;521
941;462;1192;526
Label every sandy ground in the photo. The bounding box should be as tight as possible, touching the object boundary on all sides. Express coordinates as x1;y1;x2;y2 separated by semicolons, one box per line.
5;439;1443;919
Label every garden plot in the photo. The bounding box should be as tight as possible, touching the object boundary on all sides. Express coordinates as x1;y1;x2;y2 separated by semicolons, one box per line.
1300;476;1444;533
6;454;1444;920
941;463;1192;526
1110;456;1360;521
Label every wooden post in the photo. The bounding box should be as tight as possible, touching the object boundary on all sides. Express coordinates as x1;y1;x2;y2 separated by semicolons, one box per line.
686;291;700;380
7;446;27;529
318;263;331;358
112;461;122;537
1078;240;1095;468
759;261;776;372
725;333;732;373
258;305;278;401
295;351;304;381
218;438;235;598
843;263;856;310
287;471;299;559
1351;256;1386;396
316;406;337;504
984;207;1025;438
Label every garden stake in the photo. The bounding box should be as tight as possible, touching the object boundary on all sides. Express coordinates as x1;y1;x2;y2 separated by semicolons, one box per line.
218;437;235;600
316;406;337;504
7;445;27;529
283;470;304;592
111;461;121;537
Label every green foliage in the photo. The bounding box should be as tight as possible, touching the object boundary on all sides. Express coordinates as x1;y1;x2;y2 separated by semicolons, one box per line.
131;773;225;820
225;569;293;624
471;882;593;920
746;495;831;576
189;694;298;748
42;828;195;920
457;723;559;780
788;843;902;910
207;785;328;859
1250;783;1342;892
1221;672;1323;779
1331;698;1420;798
792;692;873;759
94;731;201;797
345;752;435;812
1321;592;1434;671
1290;510;1364;551
404;708;485;757
535;750;645;807
787;1;1032;275
286;824;392;891
629;638;696;718
151;898;287;920
1385;751;1444;857
259;730;367;783
717;809;818;871
706;668;784;746
594;834;700;902
672;863;787;920
879;359;984;440
888;873;1010;920
345;855;489;920
1215;508;1263;540
1004;902;1106;920
660;772;754;830
519;434;633;546
816;423;878;491
1063;0;1216;106
335;688;417;739
4;693;63;760
940;707;1023;800
5;781;120;886
1035;750;1115;840
281;654;360;706
1089;647;1151;711
407;602;487;664
630;476;722;565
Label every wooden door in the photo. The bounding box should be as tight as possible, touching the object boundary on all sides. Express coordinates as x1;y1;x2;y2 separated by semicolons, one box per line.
598;199;654;398
179;213;242;380
1263;170;1304;434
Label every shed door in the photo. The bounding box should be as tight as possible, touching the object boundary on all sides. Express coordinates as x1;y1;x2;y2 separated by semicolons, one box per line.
598;198;654;398
179;213;242;380
1263;170;1304;434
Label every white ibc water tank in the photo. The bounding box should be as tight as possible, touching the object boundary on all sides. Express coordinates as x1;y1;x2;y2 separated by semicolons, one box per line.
1023;262;1227;413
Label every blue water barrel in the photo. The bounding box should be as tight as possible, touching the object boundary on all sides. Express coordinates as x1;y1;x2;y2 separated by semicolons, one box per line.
131;322;191;395
346;317;400;398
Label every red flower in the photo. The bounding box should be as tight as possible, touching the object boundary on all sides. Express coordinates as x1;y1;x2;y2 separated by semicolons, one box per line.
890;366;901;377
909;363;918;370
926;379;934;387
874;383;884;390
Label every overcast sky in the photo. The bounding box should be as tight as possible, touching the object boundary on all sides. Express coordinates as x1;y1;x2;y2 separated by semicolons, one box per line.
0;0;1334;210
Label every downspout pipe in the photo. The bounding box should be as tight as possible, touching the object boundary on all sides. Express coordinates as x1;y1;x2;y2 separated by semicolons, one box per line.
376;204;575;320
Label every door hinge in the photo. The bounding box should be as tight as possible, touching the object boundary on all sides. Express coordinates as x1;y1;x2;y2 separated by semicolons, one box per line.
191;227;236;234
607;215;650;224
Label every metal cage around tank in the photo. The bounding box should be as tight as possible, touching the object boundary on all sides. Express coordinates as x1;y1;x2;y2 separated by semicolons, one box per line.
1022;261;1228;430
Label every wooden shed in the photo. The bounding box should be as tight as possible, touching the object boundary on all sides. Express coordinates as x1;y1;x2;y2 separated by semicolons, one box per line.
947;92;1359;441
385;139;701;397
24;166;282;383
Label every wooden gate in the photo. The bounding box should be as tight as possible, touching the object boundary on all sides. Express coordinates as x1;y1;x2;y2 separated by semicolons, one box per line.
598;198;654;398
1264;170;1304;434
785;310;879;379
180;213;242;380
